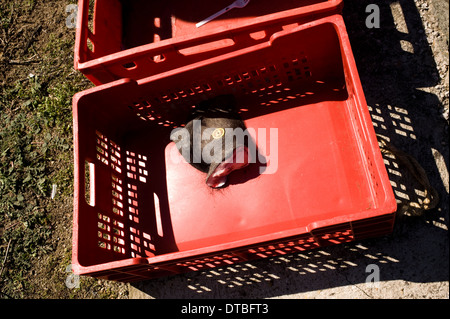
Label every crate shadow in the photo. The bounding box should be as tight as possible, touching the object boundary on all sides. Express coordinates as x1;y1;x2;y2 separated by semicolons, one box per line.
130;228;447;298
129;0;449;298
344;0;448;247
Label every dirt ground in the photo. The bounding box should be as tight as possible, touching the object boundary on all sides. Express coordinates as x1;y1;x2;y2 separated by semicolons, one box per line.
0;0;448;300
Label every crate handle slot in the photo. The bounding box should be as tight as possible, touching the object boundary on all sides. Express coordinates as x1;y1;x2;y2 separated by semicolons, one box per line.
84;160;95;207
153;193;164;237
76;0;96;59
178;38;235;56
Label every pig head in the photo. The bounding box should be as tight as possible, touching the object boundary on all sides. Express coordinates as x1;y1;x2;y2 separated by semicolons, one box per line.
170;95;250;188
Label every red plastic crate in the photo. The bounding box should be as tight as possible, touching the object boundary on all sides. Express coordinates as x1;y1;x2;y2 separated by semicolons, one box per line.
72;15;397;282
74;0;343;85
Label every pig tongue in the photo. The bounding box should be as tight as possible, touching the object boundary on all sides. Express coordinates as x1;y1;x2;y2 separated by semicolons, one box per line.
206;146;249;188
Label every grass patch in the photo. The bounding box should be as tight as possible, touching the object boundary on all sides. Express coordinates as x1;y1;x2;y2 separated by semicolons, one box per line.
0;0;124;298
0;0;130;299
0;72;82;297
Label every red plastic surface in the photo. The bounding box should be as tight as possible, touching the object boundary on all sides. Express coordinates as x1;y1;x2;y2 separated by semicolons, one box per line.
72;15;396;282
74;0;343;85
